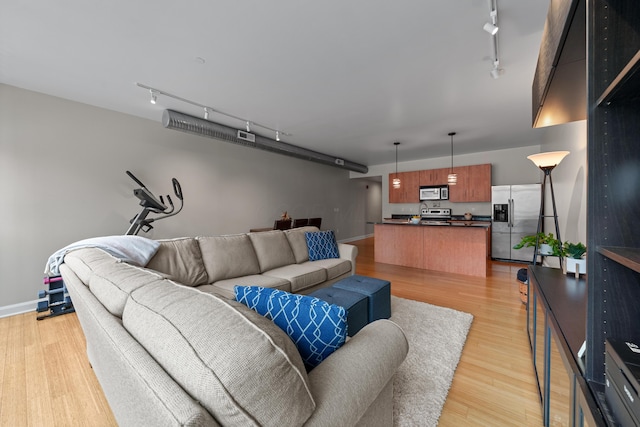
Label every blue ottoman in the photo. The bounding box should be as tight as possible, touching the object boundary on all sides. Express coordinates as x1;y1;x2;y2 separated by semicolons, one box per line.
333;275;391;322
309;287;368;337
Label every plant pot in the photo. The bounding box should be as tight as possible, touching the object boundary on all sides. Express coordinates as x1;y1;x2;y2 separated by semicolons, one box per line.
566;258;586;277
539;244;553;255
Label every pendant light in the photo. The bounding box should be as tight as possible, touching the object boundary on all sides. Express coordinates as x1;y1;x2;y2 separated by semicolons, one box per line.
448;132;457;185
393;142;401;189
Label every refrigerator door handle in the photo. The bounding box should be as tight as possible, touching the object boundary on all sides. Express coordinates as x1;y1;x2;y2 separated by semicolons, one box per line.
509;199;514;228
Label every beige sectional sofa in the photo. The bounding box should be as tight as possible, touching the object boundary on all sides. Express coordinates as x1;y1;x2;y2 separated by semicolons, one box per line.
59;226;409;426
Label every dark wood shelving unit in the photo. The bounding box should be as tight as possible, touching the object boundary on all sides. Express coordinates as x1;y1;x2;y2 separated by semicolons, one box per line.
596;49;640;105
529;0;640;425
586;1;640;424
598;246;640;273
587;0;640;386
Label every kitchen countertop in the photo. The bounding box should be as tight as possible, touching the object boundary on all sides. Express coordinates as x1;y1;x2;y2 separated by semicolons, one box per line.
376;219;491;228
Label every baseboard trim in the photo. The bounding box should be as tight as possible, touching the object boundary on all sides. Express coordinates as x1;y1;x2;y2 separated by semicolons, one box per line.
0;300;38;319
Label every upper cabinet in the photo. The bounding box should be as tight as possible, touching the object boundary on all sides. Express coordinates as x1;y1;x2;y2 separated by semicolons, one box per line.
532;0;586;128
419;168;449;186
449;164;492;203
388;171;420;203
389;164;491;203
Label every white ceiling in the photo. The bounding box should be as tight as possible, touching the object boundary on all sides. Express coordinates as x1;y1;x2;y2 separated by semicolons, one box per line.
0;0;553;167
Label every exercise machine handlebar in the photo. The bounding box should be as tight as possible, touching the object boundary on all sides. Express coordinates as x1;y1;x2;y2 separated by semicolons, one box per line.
125;171;184;235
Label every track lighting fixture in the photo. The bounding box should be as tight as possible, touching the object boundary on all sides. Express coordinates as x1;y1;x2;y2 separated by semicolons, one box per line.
276;131;280;142
392;142;401;189
490;61;504;79
484;1;503;78
483;9;498;35
136;83;292;138
483;22;498;35
448;132;457;186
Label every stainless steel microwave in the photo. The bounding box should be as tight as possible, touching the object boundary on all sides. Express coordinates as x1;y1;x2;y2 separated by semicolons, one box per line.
419;186;449;200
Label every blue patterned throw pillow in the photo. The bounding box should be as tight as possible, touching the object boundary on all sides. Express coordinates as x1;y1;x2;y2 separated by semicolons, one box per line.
235;286;347;370
305;230;340;261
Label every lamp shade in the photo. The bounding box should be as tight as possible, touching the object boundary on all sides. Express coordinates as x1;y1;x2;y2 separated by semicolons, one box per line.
527;151;570;169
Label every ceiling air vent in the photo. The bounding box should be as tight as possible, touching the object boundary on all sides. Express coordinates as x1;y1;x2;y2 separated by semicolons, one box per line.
162;109;368;173
237;130;256;143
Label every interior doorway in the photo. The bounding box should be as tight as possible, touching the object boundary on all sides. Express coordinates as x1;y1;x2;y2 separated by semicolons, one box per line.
353;176;382;236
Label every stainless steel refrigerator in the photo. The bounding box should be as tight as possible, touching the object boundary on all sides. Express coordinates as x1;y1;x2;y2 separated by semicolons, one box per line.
491;184;541;262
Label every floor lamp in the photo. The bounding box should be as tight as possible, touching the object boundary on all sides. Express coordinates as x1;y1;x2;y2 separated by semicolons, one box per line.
527;151;570;267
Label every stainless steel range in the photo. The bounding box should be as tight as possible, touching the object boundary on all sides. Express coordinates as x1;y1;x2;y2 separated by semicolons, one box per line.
420;208;451;225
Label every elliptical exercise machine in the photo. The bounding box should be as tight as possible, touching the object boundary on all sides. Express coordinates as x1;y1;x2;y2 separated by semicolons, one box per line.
125;170;184;235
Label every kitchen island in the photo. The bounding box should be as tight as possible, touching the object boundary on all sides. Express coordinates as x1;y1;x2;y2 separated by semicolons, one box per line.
374;221;491;277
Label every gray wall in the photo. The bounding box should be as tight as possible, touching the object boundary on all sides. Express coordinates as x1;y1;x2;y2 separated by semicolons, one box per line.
539;120;587;252
0;84;369;313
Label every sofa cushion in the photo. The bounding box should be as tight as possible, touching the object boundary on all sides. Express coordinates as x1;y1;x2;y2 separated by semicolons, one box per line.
305;231;340;261
302;258;352;280
263;264;327;293
197;234;261;282
235;286;347;370
89;258;164;318
207;274;292;299
284;226;319;263
248;230;296;272
123;281;315;426
145;237;209;286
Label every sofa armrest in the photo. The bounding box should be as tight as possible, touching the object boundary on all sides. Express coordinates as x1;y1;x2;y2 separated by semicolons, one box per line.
338;243;358;274
304;319;408;427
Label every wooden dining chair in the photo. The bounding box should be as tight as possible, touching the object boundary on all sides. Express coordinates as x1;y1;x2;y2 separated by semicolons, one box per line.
292;218;309;228
273;219;292;230
308;218;322;228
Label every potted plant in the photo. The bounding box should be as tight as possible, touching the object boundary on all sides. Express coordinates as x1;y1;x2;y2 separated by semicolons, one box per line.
563;241;587;276
513;232;561;256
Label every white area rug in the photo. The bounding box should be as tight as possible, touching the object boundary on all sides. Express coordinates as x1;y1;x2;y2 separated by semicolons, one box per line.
390;296;473;427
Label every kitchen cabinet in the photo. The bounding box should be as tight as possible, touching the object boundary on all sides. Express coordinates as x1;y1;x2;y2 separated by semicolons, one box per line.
388;171;419;203
373;224;424;268
374;223;489;277
448;164;492;202
419;167;449;186
390;164;491;203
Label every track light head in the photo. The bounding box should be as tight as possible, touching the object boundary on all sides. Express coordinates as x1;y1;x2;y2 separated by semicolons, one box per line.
483;22;499;35
149;90;157;105
246;121;251;132
275;131;280;141
490;61;505;79
204;107;209;120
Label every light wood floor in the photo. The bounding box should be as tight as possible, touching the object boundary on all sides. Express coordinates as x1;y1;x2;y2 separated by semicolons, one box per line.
0;237;543;426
